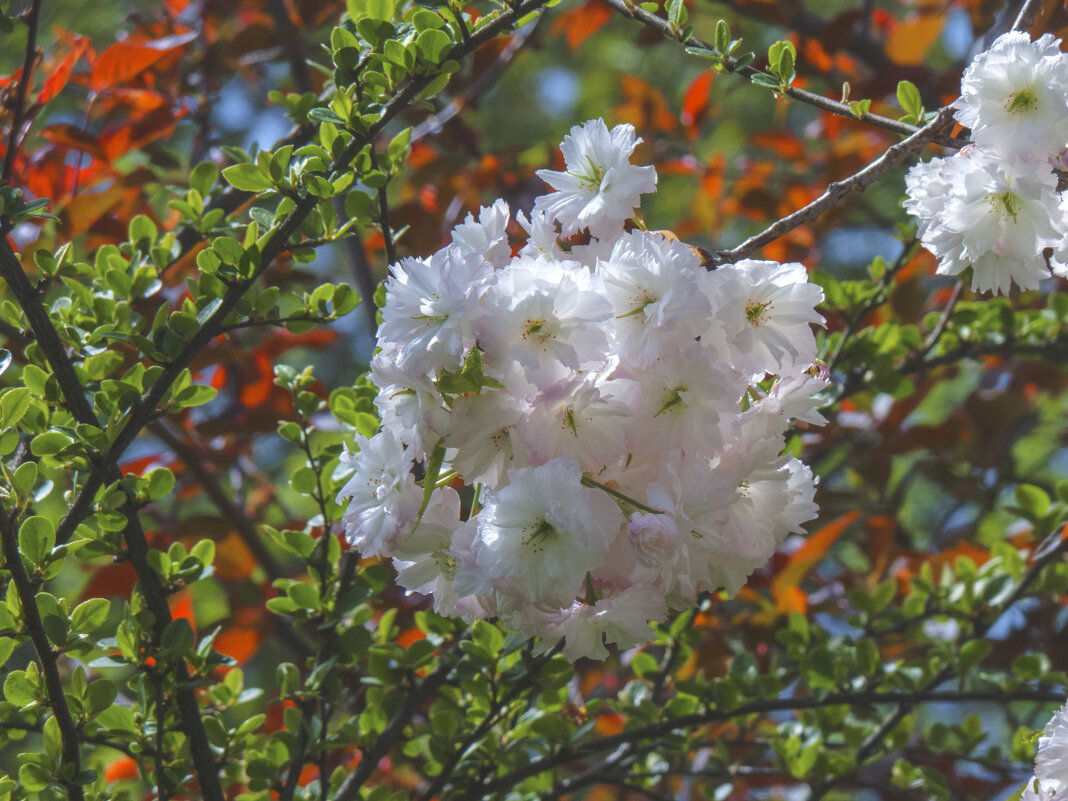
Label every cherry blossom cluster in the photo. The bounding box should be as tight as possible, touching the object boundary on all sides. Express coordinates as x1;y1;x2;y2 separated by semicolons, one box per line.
905;32;1068;294
337;119;826;661
1023;699;1068;800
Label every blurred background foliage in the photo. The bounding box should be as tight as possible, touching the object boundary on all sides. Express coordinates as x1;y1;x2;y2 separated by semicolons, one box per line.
0;0;1067;799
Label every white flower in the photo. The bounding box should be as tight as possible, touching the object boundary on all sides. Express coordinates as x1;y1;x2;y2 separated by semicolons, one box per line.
1020;778;1058;801
474;458;623;608
739;370;829;442
904;156;957;238
637;450;743;602
517;209;565;263
955;32;1068;161
445;390;529;486
370;345;449;460
707;259;825;376
478;257;612;386
392;486;462;594
336;430;422;557
517;372;635;472
378;246;491;376
626;343;743;459
452;199;512;267
1037;700;1068;797
919;149;1059;294
599;230;712;368
534;119;657;239
530;587;667;661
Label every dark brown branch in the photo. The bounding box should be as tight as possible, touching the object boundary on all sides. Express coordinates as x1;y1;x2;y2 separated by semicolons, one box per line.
117;499;226;801
0;512;85;801
332;661;455;801
2;0;42;184
712;106;956;265
0;238;98;426
598;0;966;148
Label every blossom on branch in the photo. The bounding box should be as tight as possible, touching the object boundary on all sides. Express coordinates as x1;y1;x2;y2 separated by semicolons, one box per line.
339;119;826;661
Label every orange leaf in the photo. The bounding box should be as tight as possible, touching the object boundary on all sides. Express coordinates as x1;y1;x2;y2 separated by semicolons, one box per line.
37;34;91;105
91;31;197;91
39;124;105;160
550;0;612;51
104;756;139;783
772;510;860;613
99;106;186;161
681;71;714;135
886;13;944;66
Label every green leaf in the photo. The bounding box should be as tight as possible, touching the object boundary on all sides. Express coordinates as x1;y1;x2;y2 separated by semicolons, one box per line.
222;164;274;192
958;640;991;674
145;467;176;500
1014;484;1050;519
0;387;32;427
160;618;195;655
415;28;451;64
896;80;923;118
191;161;219;196
70;598;110;634
416;438;447;525
365;0;395;20
128;214;157;246
173;385;218;408
18;516;55;568
18;763;51;792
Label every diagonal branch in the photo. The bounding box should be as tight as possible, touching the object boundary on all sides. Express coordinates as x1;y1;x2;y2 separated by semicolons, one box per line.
0;511;85;801
598;0;966;148
711;106;955;265
2;0;43;184
0;238;97;426
474;686;1064;796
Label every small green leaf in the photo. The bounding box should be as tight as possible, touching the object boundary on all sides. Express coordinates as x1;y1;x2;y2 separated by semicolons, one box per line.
896;80;923;118
18;516;56;568
70;598;110;634
0;387;32;427
222;164;274;192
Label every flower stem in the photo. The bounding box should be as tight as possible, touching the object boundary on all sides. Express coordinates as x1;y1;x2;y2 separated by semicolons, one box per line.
580;475;665;515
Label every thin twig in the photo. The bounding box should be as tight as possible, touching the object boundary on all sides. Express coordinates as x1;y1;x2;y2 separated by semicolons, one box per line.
474;686;1064;797
598;0;966;148
2;0;43;185
712;106;956;265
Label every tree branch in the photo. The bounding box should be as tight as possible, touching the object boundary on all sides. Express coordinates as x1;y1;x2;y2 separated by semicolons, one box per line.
598;0;967;148
474;687;1064;797
2;0;43;184
0;238;98;427
332;661;455;801
0;511;85;801
711;106;956;265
